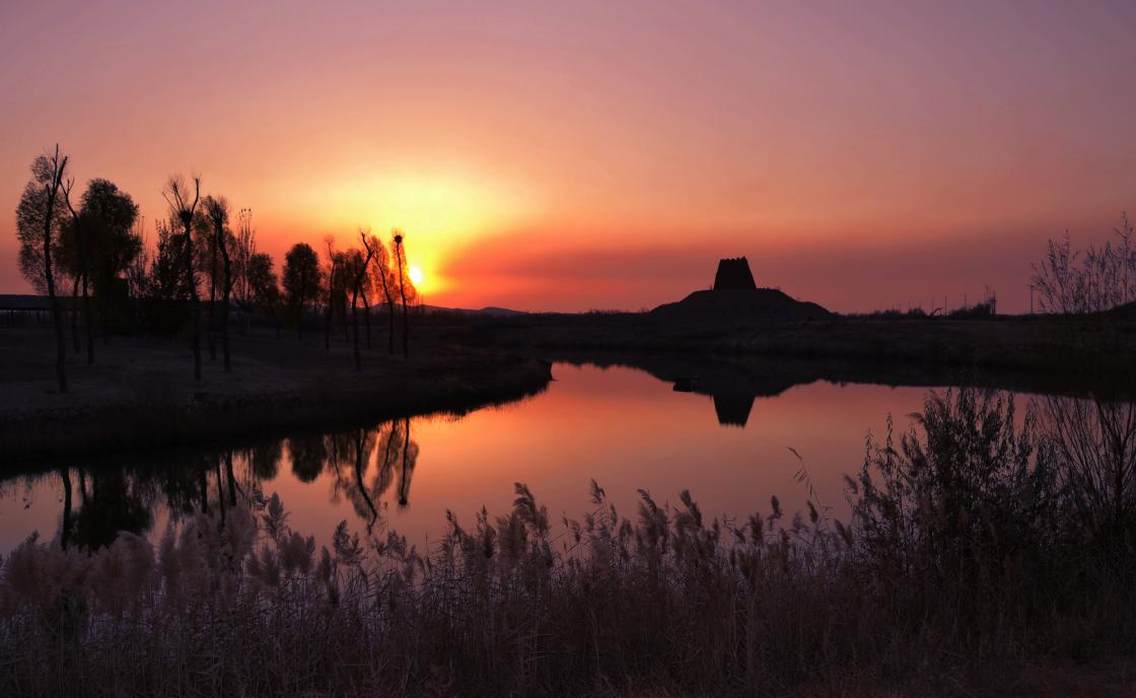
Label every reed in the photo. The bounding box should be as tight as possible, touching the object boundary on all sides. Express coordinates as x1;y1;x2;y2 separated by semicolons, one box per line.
1;387;1133;696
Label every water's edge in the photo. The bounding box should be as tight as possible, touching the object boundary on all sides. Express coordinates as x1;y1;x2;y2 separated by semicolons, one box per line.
1;355;552;468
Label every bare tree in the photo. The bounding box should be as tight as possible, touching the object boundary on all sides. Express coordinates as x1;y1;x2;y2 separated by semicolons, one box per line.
204;195;233;372
368;234;397;354
233;208;256;305
349;231;376;371
323;236;338;351
163;175;202;381
1032;215;1136;315
126;215;149;300
392;231;410;358
15;146;70;392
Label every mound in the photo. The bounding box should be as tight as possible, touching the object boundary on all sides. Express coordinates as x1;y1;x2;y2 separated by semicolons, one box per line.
1106;300;1136;320
650;288;832;324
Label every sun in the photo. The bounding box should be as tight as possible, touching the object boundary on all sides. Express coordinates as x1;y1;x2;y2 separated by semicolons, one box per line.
408;265;424;287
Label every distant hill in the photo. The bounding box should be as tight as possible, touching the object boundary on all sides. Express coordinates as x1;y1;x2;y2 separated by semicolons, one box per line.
418;304;527;317
650;288;831;323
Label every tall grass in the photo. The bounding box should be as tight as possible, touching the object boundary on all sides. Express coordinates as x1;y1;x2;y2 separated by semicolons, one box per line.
2;388;1134;696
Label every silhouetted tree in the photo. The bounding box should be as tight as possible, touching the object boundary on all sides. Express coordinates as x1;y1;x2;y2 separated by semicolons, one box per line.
232;208;256;304
192;209;219;361
15;146;70;392
323;236;338;351
348;234;376;371
248;439;284;480
70;470;153;551
126;216;149;300
369;234;397;354
359;232;385;350
1032;215;1136;314
289;433;327;483
203;195;234;372
391;231;417;358
147;216;189;301
397;417;418;507
247;251;281;332
60;178;140;363
163;175;203;380
283;242;320;339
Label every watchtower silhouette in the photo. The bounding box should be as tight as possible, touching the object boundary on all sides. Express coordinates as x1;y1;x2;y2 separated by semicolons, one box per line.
712;257;756;291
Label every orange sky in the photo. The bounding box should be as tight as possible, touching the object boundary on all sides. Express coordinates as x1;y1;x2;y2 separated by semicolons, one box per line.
2;1;1134;312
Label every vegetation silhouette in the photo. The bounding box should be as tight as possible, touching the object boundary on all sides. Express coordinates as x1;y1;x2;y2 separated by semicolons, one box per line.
3;386;1134;695
282;242;320;340
15;146;70;392
161;175;202;380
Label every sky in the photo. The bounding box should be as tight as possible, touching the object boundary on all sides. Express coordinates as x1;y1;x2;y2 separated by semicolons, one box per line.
1;0;1134;313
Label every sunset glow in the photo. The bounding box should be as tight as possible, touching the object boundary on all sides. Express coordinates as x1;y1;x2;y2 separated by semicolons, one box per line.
408;265;425;289
1;1;1134;312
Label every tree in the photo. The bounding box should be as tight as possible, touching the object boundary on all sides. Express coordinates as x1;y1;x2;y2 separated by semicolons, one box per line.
348;234;376;371
232;208;256;305
323;236;338;351
368;234;397;354
15;146;70;393
203;195;234;372
247;251;281;334
60;178;140;363
126;216;150;300
392;231;413;358
163;175;203;381
283;242;320;339
193;208;219;361
147;216;189;301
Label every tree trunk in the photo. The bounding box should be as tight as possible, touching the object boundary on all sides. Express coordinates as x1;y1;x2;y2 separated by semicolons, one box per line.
351;283;361;371
354;429;378;530
82;269;94;366
324;264;334;351
398;417;412;505
342;293;349;343
70;275;80;354
60;468;73;551
225;450;239;505
362;292;371;349
296;279;305;340
396;247;409;359
44;199;67;394
184;224;201;381
199;466;209;514
208;236;217;361
219;226;232;372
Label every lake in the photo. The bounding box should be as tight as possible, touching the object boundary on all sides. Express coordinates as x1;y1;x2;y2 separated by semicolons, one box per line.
0;360;1033;555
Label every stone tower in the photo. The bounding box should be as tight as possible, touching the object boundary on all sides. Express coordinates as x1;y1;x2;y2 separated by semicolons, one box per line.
712;257;756;291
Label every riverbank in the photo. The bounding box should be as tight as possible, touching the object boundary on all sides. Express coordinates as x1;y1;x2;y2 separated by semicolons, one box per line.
0;327;551;464
438;311;1136;380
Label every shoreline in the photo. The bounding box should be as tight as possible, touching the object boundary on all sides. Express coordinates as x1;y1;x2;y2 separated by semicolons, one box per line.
443;312;1136;378
0;349;552;465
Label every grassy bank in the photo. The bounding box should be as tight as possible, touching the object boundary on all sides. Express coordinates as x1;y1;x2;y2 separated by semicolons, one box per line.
0;327;551;464
2;387;1133;696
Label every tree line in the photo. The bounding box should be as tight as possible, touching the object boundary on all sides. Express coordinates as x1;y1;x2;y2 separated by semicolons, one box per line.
15;145;419;393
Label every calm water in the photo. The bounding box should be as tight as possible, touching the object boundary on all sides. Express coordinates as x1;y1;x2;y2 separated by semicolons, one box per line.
1;362;981;555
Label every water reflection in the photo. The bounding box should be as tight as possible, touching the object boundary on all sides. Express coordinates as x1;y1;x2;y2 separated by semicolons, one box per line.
3;362;1133;558
20;418;422;554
